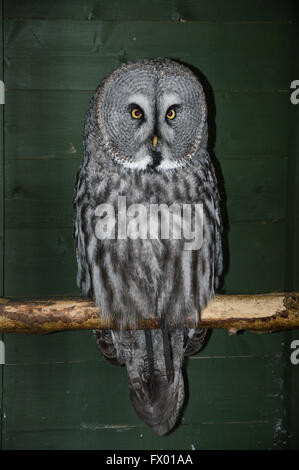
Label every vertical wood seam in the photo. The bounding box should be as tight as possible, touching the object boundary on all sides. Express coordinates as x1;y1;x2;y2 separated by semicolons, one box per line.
0;0;4;451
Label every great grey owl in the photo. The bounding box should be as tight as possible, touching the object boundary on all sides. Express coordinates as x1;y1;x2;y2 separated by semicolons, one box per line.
73;58;223;435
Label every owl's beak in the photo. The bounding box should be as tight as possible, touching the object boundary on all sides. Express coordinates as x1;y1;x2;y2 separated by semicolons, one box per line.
152;135;158;148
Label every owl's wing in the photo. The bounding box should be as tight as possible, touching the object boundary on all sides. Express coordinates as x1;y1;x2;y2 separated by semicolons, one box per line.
183;157;223;358
73;168;121;364
206;157;223;284
93;329;122;366
184;328;208;357
72;165;94;298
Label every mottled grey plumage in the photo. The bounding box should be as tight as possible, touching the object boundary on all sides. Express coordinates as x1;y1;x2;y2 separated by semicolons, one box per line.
73;58;222;435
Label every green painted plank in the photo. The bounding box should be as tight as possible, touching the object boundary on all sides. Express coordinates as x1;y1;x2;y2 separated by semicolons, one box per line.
4;0;294;22
2;356;283;431
5;158;79;230
2;421;276;450
4;220;286;298
4;227;79;297
291;114;299;290
222;157;287;223
214;92;289;158
222;221;286;294
5;90;87;160
173;0;294;23
4;157;287;230
4;20;292;91
4;90;290;160
4;0;177;22
201;330;287;359
214;157;287;223
3;329;287;365
2;361;138;431
185;356;285;424
286;20;299;291
4;331;100;364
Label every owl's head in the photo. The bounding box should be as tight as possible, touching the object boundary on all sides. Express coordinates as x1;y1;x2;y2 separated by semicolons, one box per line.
87;59;207;171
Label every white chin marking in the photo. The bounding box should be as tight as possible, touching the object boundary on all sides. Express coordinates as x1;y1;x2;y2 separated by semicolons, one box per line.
158;159;182;170
122;158;182;171
122;155;151;170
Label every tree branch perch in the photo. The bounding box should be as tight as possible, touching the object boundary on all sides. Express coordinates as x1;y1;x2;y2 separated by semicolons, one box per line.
0;292;298;334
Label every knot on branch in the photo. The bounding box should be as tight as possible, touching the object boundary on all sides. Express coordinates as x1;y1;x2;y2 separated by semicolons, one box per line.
284;292;299;312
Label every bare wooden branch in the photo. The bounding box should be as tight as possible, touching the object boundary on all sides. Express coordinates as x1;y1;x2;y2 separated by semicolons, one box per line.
0;292;298;334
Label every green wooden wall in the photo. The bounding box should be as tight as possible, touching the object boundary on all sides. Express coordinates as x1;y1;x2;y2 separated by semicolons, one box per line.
0;0;299;449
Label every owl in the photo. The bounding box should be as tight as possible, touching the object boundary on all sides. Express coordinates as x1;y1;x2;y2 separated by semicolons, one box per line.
73;58;223;435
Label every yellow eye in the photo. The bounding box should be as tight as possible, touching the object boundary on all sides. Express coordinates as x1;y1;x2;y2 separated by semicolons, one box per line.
131;108;143;119
166;109;176;120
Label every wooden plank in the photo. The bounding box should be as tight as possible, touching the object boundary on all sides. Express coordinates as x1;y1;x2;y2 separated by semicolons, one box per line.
5;90;88;160
292;114;299;289
4;20;292;91
4;228;80;297
5;158;79;230
4;90;289;160
2;361;137;431
3;328;287;365
1;356;284;431
223;158;287;223
4;330;99;364
214;92;289;158
4;221;286;298
202;329;287;358
173;0;294;23
223;221;286;294
2;421;276;450
4;0;177;22
4;156;287;230
185;356;285;426
4;0;294;22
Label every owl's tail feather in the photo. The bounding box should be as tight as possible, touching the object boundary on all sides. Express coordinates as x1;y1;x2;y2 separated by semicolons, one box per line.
144;330;156;399
110;329;186;436
160;315;174;383
94;327;208;435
